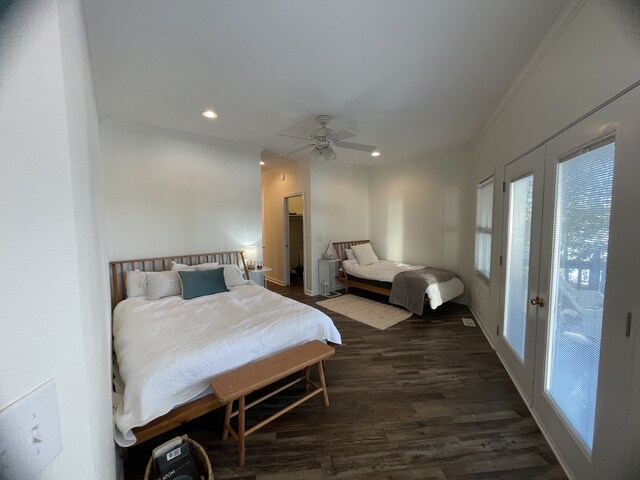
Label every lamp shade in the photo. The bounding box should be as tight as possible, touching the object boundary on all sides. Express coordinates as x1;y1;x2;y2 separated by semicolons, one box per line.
243;245;258;260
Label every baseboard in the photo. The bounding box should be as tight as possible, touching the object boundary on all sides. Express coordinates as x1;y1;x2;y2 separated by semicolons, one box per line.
265;276;283;287
468;303;496;350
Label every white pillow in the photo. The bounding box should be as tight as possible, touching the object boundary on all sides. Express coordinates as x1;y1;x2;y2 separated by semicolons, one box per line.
344;248;356;261
171;261;196;272
218;264;249;287
196;262;219;271
351;243;379;266
125;270;147;298
146;271;181;299
171;261;219;271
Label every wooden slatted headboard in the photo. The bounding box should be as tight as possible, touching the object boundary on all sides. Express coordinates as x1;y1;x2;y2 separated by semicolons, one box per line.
332;240;371;260
109;251;248;310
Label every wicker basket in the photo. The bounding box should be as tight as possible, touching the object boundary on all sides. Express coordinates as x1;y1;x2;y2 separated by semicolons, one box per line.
143;435;214;480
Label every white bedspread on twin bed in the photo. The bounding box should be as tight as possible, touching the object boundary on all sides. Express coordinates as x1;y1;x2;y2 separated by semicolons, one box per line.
112;284;341;447
341;259;464;309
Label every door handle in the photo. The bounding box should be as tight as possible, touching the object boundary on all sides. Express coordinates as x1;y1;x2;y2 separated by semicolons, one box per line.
530;297;545;307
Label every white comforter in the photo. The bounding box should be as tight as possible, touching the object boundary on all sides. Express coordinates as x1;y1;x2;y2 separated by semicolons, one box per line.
342;259;464;309
112;284;341;446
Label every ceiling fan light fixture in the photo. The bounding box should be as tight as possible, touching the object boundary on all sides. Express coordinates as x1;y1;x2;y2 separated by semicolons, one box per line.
310;147;323;161
278;115;376;162
371;151;381;157
323;147;337;161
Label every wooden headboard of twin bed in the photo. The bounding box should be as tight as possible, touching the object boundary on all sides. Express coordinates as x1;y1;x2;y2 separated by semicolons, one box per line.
109;250;249;310
332;240;371;261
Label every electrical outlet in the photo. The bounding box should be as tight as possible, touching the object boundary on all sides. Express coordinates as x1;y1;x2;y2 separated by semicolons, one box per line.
0;379;63;480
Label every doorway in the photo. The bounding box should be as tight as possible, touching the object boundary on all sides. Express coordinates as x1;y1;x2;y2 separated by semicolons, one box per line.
284;194;305;289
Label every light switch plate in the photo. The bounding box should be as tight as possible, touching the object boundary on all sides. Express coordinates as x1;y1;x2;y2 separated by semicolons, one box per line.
0;379;63;480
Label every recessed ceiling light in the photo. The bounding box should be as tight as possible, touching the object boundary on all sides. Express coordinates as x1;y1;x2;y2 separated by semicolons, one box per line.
371;151;381;157
259;161;265;166
202;110;218;119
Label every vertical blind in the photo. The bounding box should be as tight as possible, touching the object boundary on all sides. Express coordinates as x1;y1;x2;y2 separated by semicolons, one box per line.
475;177;494;280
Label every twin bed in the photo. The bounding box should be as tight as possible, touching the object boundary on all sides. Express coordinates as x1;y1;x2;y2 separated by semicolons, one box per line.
110;251;341;447
333;240;464;311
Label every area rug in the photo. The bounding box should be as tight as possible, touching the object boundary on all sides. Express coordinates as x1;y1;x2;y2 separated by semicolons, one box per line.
317;294;412;330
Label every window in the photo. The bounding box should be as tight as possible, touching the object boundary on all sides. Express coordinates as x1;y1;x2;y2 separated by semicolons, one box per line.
475;177;494;281
544;138;615;450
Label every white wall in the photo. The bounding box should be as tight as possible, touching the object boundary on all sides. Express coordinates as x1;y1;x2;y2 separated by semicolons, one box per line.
369;150;474;303
310;161;370;295
470;0;640;345
0;0;114;478
100;121;263;260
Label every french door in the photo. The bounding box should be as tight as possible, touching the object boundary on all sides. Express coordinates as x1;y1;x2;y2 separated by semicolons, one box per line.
498;86;640;478
498;146;545;402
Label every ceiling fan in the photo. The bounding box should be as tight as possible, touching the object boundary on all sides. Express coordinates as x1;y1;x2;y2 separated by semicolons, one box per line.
278;115;376;161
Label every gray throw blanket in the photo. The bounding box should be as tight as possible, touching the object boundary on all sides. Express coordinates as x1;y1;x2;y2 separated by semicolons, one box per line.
389;268;456;315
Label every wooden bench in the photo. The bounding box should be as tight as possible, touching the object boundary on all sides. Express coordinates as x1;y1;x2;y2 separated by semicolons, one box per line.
209;340;335;466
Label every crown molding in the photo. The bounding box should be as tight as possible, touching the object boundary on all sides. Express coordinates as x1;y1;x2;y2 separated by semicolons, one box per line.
99;117;263;154
473;0;587;146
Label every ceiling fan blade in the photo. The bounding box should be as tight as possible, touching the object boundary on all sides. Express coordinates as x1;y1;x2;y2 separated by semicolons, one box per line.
335;141;377;153
277;133;311;141
327;129;357;143
278;144;315;157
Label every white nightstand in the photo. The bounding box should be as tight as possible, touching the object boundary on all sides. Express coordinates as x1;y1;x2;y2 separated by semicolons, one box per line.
318;259;341;297
249;267;271;288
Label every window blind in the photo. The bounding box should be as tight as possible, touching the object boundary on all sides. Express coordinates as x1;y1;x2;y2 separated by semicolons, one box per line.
545;138;615;450
475;177;494;280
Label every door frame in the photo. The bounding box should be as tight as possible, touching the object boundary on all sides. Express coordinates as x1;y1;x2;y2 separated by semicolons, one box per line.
283;192;306;289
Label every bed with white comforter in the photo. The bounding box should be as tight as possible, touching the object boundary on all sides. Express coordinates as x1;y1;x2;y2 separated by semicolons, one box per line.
112;284;341;447
341;259;464;309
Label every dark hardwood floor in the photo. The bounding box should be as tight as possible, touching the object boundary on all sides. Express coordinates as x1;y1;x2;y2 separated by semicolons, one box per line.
123;285;565;479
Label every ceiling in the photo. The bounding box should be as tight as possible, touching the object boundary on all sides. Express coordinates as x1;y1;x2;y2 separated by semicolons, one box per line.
85;0;569;167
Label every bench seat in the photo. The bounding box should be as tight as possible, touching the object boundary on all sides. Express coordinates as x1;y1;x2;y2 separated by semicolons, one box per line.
210;340;335;466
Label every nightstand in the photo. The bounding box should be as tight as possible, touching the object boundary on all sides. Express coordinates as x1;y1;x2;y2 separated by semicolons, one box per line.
248;267;271;288
318;259;341;297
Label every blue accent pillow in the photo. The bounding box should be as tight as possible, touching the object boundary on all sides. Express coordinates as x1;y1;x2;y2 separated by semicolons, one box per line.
177;268;229;300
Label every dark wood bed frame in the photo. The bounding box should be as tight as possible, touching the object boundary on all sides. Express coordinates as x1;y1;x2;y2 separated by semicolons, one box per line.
109;250;249;445
332;240;398;296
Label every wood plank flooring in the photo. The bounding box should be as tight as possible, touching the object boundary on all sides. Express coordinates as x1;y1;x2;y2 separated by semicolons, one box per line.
123;285;565;479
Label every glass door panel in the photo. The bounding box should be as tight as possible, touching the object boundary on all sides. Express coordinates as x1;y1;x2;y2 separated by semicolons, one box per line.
504;174;534;360
498;145;545;403
544;139;615;450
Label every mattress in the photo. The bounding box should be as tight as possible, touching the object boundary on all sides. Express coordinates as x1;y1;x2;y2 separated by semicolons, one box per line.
112;284;341;446
341;259;464;309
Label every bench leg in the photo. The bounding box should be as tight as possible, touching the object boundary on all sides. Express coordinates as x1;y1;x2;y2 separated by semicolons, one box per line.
305;366;311;391
317;360;330;407
222;400;233;441
238;395;246;467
